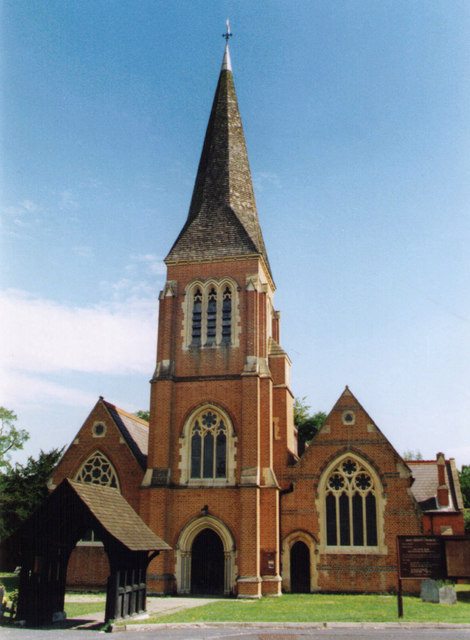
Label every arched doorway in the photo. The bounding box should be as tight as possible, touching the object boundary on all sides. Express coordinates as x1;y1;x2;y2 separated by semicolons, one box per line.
190;528;224;594
176;515;236;595
290;541;310;593
281;531;317;593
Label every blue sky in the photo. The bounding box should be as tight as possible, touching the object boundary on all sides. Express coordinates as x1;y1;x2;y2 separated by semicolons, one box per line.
1;1;469;468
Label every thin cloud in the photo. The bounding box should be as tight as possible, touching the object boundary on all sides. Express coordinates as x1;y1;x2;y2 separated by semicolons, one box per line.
0;200;41;228
106;277;156;303
73;245;94;260
60;190;79;210
0;369;97;408
129;253;166;276
253;171;281;192
0;289;157;376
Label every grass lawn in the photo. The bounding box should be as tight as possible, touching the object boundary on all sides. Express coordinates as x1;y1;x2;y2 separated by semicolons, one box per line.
64;601;106;617
131;593;470;625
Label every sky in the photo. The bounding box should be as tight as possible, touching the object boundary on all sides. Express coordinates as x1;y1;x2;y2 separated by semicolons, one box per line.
1;1;469;469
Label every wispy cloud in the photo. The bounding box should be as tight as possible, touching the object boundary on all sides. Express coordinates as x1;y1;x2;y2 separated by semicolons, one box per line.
59;190;79;210
128;253;166;276
253;171;281;192
105;277;156;303
0;288;157;376
73;245;94;259
1;370;97;408
1;200;41;229
96;253;165;305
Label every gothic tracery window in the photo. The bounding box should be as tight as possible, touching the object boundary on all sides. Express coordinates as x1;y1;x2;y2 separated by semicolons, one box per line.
325;457;378;547
190;409;227;480
75;450;120;490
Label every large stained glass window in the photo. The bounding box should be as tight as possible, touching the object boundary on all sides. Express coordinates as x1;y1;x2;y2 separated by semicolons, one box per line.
325;457;377;547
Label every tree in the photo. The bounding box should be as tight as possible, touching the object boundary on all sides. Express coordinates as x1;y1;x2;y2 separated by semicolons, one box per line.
294;397;326;455
134;410;150;422
456;466;470;535
0;447;64;540
458;465;470;509
464;510;470;535
0;408;29;469
402;449;423;461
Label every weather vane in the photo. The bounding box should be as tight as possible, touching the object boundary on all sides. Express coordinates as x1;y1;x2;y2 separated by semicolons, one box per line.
222;19;232;43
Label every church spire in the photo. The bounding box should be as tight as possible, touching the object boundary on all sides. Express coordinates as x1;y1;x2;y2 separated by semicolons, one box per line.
165;31;272;279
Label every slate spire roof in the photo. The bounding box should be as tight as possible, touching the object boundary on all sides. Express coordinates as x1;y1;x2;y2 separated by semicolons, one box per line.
165;42;272;279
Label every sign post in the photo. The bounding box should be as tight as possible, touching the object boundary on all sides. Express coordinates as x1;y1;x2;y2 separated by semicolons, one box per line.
396;535;470;618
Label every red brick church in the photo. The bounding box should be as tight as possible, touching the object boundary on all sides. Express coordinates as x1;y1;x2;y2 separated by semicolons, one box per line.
50;40;464;596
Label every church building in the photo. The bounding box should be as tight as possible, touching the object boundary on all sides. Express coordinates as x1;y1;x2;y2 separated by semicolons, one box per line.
50;39;464;597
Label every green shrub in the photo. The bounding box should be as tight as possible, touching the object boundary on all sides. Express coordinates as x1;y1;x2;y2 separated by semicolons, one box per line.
464;509;470;535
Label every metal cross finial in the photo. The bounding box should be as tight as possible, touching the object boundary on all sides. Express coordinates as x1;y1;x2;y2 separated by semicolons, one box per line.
222;19;232;43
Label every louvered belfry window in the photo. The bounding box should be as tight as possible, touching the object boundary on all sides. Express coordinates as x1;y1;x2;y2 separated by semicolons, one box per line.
190;409;227;480
188;281;235;347
325;458;377;547
191;288;203;345
221;286;232;343
206;287;217;344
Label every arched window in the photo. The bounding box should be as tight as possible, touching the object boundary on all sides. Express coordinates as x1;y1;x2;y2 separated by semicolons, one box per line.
221;286;232;343
206;287;217;344
325;457;377;547
185;279;238;348
190;409;227;480
179;405;237;485
191;288;202;345
75;450;120;491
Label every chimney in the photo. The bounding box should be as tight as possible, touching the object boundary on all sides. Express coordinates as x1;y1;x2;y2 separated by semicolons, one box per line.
436;452;449;507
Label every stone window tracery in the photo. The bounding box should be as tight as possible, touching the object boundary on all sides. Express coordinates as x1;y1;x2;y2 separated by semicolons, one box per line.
179;405;237;485
75;450;120;490
190;410;227;479
325;457;378;547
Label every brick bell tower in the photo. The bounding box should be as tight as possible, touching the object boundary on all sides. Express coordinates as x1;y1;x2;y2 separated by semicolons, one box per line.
140;33;296;598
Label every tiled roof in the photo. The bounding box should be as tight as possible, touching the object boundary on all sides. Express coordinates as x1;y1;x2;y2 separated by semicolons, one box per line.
103;400;148;469
407;459;463;511
166;44;272;279
69;480;170;552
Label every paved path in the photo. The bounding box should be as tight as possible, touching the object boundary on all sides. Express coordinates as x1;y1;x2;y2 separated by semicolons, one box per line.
65;595;221;627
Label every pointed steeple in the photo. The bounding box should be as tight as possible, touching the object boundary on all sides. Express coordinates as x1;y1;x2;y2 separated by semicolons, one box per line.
165;39;272;279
